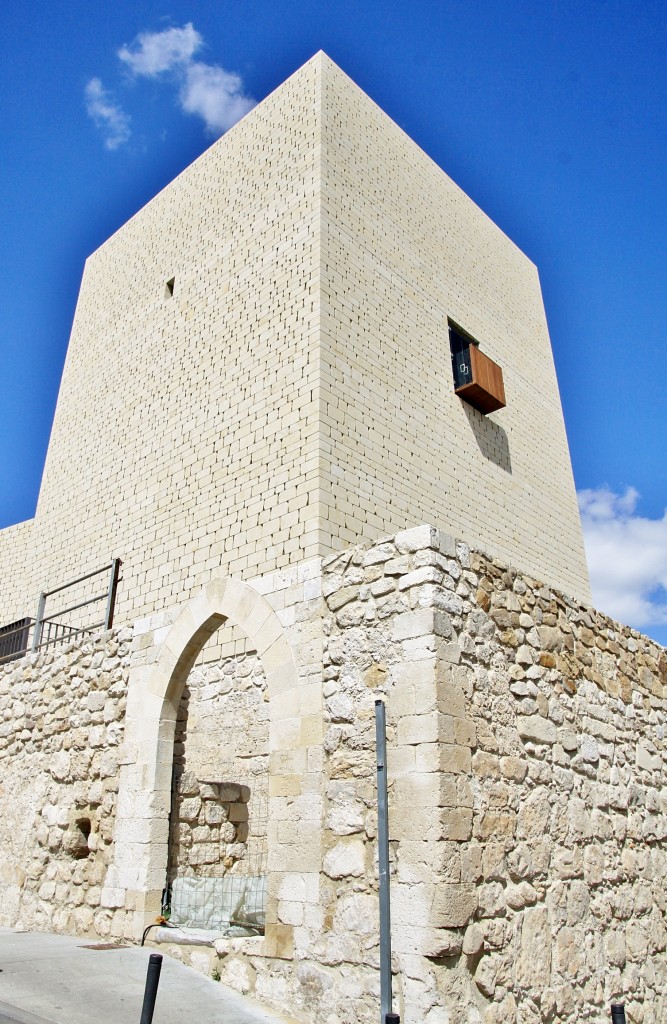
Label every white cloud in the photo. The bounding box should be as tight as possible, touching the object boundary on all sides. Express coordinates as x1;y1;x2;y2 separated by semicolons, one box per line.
84;78;131;150
180;62;255;134
579;486;667;630
116;23;255;136
118;23;202;77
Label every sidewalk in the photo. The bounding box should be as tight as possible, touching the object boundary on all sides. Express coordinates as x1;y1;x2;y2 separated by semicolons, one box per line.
0;930;291;1024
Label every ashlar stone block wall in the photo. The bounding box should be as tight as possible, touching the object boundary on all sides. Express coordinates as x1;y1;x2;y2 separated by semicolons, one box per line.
0;52;590;637
318;59;589;603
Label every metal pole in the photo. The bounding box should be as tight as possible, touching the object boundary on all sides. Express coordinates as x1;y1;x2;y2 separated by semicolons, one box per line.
610;1006;626;1024
105;558;121;630
32;592;46;653
139;952;163;1024
375;699;394;1024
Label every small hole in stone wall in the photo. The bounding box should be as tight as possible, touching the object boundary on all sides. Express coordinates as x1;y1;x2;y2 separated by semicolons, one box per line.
165;277;175;298
70;817;91;860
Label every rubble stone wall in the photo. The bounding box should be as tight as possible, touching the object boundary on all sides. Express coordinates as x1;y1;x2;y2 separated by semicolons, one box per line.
465;550;667;1024
295;527;665;1024
0;629;129;933
0;529;664;1024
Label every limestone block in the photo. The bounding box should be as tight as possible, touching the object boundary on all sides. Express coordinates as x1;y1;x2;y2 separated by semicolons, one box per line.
474;955;498;999
100;887;126;909
260;636;293;677
254;616;284;658
240;597;273;643
325;693;355;723
439;744;472;775
326;798;365;836
265;665;298;699
269;774;302;797
462;923;484;956
323;840;365;879
269;748;307;775
50;751;71;781
392;609;437;642
439;807;473;842
580;734;600;763
269;717;301;752
394;525;438;553
406;743;437;776
188;843;219;865
393;925;462;958
626;920;649;962
391;658;437;691
219;956;256;994
500;754;528;781
517;715;557;745
178;797;201;822
395;773;449;809
558;728;578;751
605;929;626;968
398;567;443;591
260;923;294;961
87;691;107;713
327;586;358;612
204;803;225;825
505;881;538;910
517;789;550;838
537;626;562;651
474;810;517;841
334;893;377;936
516;906;551;987
636;743;660;772
436;665;468;718
430;883;477;928
74;906;95;932
277;900;304;926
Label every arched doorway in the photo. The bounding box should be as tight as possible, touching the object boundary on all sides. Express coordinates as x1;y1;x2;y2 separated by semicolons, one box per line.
105;576;307;945
166;616;269;934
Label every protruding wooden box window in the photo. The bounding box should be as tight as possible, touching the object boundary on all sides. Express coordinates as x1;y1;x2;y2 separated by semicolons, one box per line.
449;322;506;415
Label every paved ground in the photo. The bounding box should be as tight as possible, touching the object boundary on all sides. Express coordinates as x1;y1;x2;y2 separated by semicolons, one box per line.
0;930;292;1024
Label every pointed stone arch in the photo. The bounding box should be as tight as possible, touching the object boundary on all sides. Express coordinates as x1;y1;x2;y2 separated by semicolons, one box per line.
104;576;305;942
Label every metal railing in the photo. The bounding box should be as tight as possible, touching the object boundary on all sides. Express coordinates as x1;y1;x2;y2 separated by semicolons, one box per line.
0;558;121;665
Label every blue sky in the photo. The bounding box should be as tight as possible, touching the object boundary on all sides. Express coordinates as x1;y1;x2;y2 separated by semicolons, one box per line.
1;1;666;644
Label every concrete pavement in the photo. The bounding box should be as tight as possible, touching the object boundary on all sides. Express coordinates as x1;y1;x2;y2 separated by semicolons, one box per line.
0;930;293;1024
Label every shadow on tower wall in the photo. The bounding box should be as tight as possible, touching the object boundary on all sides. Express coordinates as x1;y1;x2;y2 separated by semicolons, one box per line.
462;402;512;473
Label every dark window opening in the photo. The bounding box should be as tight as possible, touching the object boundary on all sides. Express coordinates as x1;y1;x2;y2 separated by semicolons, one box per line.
448;319;506;415
449;322;478;390
0;617;31;664
165;277;175;298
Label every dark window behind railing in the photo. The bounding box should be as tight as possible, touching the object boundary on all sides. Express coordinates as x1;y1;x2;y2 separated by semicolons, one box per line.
0;558;121;665
0;617;33;664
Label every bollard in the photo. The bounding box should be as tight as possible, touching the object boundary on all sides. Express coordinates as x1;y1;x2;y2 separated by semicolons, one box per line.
139;952;163;1024
610;1005;626;1024
386;1015;400;1024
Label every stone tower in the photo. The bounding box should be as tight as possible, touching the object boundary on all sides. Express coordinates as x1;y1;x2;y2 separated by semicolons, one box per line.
0;50;589;633
3;55;666;1024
